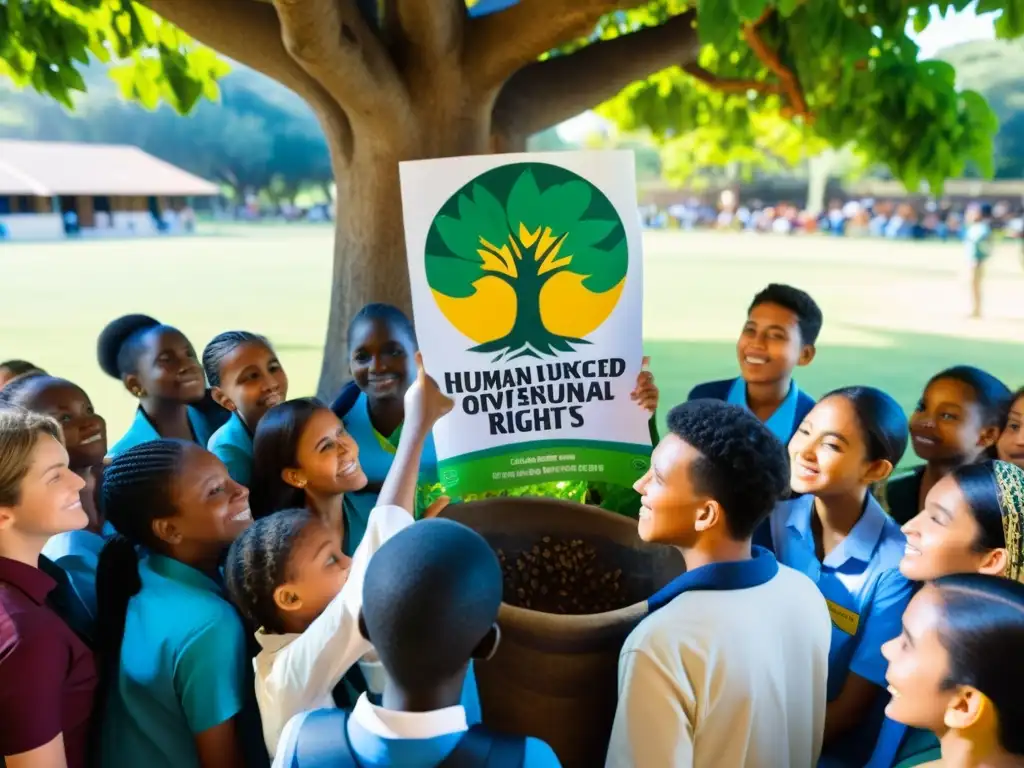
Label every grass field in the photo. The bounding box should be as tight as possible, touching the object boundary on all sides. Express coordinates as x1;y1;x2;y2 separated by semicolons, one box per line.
2;225;1023;467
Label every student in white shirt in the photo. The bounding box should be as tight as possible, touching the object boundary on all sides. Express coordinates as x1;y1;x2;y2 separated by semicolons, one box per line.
224;355;465;757
274;518;561;768
606;400;832;768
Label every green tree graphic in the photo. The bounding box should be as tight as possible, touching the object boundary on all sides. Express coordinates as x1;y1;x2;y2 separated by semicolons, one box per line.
426;163;627;362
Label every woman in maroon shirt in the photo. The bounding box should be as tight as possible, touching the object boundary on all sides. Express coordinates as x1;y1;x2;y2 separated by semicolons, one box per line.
0;408;97;768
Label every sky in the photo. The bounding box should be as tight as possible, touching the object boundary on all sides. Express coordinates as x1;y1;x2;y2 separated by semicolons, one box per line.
558;2;998;142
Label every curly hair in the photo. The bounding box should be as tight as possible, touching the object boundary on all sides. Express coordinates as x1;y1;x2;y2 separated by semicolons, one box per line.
224;508;317;633
749;283;823;346
666;399;790;540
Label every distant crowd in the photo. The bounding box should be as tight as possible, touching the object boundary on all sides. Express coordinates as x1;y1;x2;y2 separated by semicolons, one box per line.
645;197;1024;242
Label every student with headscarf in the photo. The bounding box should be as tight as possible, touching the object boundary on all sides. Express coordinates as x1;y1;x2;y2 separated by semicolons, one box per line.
867;460;1024;767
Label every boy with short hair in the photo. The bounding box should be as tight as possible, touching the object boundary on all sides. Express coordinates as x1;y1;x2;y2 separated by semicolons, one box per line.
688;283;822;443
606;400;831;768
273;519;561;768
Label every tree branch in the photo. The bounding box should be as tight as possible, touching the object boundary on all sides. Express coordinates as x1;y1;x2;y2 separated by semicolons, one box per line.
146;0;353;157
492;11;699;144
272;0;412;127
682;64;783;96
742;19;809;118
396;0;465;64
465;0;650;94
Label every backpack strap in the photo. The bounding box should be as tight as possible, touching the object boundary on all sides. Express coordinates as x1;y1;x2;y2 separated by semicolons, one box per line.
293;709;361;768
441;725;526;768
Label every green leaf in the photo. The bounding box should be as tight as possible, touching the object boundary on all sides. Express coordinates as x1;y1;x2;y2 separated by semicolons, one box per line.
506;169;543;234
425;253;485;298
731;0;767;22
435;214;484;263
776;0;800;16
566;219;618;249
573;238;628;294
540;180;592;234
459;184;510;247
697;0;739;47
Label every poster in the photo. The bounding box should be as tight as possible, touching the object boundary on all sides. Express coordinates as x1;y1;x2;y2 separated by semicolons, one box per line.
400;151;651;495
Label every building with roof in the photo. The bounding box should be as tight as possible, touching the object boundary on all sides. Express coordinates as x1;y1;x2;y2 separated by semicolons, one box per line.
0;139;220;241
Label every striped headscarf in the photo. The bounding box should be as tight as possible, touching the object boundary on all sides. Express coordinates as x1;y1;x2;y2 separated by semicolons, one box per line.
995;460;1024;583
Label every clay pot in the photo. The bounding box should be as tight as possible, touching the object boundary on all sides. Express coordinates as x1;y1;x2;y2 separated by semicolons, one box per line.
441;498;685;768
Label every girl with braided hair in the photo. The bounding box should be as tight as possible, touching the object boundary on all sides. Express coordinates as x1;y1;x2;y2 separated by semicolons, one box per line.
225;354;474;759
203;331;289;487
93;439;253;768
97;314;213;458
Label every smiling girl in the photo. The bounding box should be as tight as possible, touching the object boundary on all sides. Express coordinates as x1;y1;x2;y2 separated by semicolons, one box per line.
1;374;110;624
997;387;1024;472
98;314;212;458
94;440;253;768
882;366;1011;526
866;460;1024;768
765;386;912;767
204;331;289;487
332;304;437;524
0;409;95;768
881;574;1024;768
228;354;464;757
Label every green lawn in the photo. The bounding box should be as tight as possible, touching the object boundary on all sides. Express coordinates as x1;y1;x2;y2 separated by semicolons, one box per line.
2;225;1023;467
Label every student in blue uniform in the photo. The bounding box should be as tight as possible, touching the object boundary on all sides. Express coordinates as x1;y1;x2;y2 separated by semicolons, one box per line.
332;304;438;521
274;518;562;768
867;460;1024;768
97;314;212;458
204;331;289;487
687;283;822;444
880;575;1024;768
1;374;111;627
881;366;1011;526
94;439;254;768
765;386;913;767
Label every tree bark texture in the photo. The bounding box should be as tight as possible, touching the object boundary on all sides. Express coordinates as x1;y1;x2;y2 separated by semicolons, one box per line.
147;0;700;397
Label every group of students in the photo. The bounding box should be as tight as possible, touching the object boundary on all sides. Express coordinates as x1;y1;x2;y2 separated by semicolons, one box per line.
1;282;1023;768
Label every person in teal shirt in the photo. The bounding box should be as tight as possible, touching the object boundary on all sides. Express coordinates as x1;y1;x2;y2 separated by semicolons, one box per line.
332;304;438;522
98;314;212;458
203;331;289;487
95;439;255;768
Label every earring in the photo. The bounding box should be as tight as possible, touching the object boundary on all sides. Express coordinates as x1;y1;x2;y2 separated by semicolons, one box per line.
298;480;307;488
133;387;147;398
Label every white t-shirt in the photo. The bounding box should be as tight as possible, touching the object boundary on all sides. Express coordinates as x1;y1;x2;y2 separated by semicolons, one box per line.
606;565;831;768
254;504;414;757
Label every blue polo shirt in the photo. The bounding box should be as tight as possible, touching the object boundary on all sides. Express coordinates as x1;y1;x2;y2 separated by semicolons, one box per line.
41;523;116;629
108;406;213;459
767;493;912;767
726;377;802;444
99;554;247;768
208;412;254;487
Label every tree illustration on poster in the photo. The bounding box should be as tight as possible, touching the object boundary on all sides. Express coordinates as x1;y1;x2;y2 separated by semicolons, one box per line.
425;163;628;362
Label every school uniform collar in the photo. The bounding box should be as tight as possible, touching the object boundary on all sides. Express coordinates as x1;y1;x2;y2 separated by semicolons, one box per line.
229;411;255;441
726;377;801;442
253;628;300;653
145;553;224;595
351;692;468;740
135;406;202;444
0;555;56;605
647;545;779;614
786;492;887;568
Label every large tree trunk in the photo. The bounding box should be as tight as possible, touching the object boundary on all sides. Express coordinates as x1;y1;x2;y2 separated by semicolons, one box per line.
316;100;494;398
